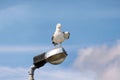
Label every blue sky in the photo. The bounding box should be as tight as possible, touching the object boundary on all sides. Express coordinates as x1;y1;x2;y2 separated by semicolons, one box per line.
0;0;120;80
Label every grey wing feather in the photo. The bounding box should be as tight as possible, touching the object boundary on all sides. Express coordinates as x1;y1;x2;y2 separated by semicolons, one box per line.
63;32;70;39
51;35;58;46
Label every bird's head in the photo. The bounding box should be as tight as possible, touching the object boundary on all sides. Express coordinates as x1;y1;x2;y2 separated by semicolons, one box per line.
56;23;62;29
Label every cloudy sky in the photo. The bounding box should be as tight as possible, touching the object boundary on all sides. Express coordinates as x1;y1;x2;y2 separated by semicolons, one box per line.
0;0;120;80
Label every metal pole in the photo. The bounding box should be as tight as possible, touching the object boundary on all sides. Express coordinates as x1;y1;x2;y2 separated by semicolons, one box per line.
28;65;37;80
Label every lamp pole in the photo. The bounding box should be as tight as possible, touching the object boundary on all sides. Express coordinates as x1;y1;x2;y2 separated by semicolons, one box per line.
28;65;37;80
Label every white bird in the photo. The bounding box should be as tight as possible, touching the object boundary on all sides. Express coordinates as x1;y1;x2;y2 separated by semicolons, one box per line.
52;23;70;46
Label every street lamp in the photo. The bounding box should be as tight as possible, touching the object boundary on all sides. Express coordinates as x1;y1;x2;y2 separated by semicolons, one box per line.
28;47;67;80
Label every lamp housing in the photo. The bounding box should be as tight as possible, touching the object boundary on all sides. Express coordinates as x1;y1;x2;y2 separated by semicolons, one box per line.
33;47;67;68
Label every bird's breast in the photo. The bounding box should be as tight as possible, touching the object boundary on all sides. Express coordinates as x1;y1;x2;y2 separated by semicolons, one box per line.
53;32;64;43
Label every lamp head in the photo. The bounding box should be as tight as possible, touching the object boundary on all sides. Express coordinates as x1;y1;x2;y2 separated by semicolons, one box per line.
45;47;67;65
33;47;67;68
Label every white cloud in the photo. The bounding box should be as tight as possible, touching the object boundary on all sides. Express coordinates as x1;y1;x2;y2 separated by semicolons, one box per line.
0;66;28;80
0;4;31;31
0;66;95;80
0;1;119;27
99;63;120;80
74;40;120;80
0;45;52;53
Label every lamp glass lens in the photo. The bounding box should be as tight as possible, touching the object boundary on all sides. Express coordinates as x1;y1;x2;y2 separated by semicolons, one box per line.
46;53;67;65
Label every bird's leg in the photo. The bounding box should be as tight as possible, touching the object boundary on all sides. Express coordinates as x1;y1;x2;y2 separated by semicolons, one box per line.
54;43;58;49
60;43;62;48
54;45;58;49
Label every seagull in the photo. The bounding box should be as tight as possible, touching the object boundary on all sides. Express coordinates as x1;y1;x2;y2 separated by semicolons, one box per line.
52;23;70;46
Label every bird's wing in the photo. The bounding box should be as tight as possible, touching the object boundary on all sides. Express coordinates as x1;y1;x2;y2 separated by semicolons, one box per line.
51;33;58;46
63;32;70;39
51;35;54;41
